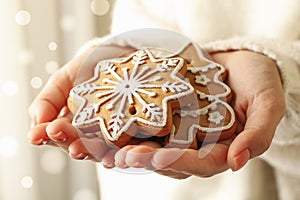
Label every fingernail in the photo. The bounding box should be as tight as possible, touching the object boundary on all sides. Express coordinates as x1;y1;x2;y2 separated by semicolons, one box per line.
71;153;89;160
50;131;67;142
30;138;48;145
83;155;90;160
102;163;115;169
127;161;143;168
232;148;250;171
115;162;128;168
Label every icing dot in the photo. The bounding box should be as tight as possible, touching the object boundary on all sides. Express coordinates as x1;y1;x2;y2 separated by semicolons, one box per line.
1;81;19;96
48;42;58;51
60;15;76;32
0;136;19;158
45;60;59;74
30;76;43;89
15;10;31;26
40;149;66;174
73;188;97;200
90;0;110;16
21;176;33;189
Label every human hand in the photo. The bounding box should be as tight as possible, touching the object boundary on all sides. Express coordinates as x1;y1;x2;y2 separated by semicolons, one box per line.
110;50;285;178
27;45;133;161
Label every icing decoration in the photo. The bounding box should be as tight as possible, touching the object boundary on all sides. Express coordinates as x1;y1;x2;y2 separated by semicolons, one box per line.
170;100;235;144
168;43;236;145
70;49;194;142
208;111;224;124
195;74;210;85
187;63;231;101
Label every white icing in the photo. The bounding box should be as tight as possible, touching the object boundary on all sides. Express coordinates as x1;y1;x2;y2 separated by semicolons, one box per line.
70;43;236;145
208;111;224;125
176;107;209;118
195;75;210;85
169;125;196;145
187;63;232;100
70;49;195;141
168;43;236;144
192;100;235;134
170;100;236;145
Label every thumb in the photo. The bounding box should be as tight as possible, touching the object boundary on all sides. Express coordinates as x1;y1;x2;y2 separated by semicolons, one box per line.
228;96;285;171
28;67;74;124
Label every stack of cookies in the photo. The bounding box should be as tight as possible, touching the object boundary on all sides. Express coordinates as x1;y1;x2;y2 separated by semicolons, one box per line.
68;43;236;149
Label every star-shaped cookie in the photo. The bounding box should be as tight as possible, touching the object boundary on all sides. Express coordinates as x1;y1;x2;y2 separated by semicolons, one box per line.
68;48;195;147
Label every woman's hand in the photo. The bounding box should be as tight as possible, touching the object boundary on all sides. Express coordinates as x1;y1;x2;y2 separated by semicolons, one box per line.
111;50;286;178
27;45;133;161
28;47;285;178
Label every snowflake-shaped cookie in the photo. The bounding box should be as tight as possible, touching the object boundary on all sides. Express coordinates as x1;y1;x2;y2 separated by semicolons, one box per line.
69;49;194;147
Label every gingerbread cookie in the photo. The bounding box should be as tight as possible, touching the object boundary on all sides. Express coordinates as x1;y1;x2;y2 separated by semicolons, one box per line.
68;48;195;148
165;44;236;149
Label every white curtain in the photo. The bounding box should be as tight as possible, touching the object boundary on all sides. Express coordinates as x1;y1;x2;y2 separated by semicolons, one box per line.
0;0;113;199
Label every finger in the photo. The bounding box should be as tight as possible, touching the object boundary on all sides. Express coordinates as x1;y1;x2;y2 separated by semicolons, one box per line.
28;123;60;149
46;117;79;147
228;94;285;171
114;145;135;168
28;123;51;145
119;145;191;179
114;141;161;168
125;145;157;168
28;45;134;125
68;137;109;161
151;143;229;177
28;45;98;125
28;67;75;125
102;149;118;168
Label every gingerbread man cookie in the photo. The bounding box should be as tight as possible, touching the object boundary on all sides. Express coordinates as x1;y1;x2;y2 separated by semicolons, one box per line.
165;44;236;149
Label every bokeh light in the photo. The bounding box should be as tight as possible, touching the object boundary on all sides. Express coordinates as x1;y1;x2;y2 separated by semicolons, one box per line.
0;136;19;158
90;0;110;16
15;10;31;26
48;42;58;51
1;81;19;96
30;76;43;89
21;176;33;189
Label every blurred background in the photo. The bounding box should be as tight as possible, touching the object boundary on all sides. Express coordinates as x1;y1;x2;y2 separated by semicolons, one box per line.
0;0;115;199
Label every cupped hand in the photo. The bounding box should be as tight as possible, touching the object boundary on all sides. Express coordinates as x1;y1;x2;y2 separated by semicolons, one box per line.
27;45;133;161
112;50;286;178
28;45;285;178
